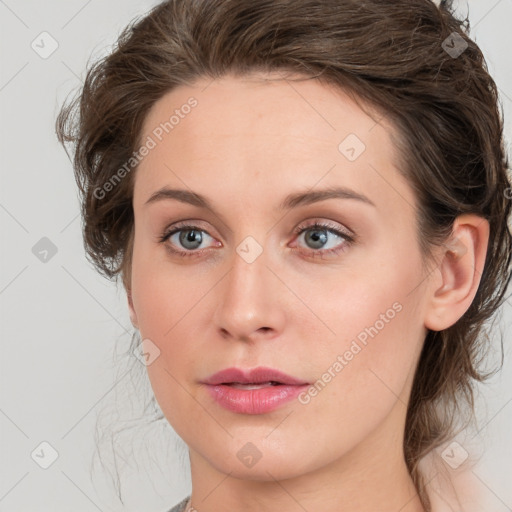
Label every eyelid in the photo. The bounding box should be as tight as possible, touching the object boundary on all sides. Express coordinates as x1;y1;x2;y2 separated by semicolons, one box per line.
291;219;354;239
158;219;218;240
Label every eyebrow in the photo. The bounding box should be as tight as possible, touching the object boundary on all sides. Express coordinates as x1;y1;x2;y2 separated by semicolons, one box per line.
144;185;376;210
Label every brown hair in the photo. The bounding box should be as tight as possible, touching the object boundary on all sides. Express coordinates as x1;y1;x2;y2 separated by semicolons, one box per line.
56;0;512;508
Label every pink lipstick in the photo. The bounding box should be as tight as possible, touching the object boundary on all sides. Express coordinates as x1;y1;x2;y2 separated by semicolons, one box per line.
201;367;309;415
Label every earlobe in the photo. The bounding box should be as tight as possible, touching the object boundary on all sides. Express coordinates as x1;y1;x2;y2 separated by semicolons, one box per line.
424;214;489;332
127;289;139;329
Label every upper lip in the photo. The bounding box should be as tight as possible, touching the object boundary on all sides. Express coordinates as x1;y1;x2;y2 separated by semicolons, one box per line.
201;367;309;386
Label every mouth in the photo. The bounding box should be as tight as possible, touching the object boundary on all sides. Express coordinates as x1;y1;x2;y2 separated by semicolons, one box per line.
201;367;310;415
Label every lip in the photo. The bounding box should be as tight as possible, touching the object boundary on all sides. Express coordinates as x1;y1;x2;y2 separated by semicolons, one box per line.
201;367;310;415
202;367;309;386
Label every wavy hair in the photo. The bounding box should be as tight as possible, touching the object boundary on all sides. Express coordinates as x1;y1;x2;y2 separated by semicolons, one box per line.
56;0;512;508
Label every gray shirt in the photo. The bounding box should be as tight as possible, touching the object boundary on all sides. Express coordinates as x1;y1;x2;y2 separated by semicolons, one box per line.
167;496;190;512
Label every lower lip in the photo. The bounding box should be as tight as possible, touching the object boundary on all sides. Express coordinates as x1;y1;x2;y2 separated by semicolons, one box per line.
205;384;309;414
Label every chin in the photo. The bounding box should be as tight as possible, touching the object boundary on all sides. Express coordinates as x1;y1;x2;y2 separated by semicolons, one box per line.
211;458;309;482
199;440;323;482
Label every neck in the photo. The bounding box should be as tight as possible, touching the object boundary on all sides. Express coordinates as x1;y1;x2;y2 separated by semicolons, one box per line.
186;399;426;512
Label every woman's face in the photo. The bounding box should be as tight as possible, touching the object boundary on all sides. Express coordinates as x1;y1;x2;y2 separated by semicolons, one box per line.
128;73;434;481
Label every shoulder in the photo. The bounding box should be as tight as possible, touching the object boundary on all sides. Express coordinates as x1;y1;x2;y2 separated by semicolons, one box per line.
166;496;190;512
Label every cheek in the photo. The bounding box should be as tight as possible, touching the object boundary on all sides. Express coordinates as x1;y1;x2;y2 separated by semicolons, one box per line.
290;292;423;459
295;245;426;404
130;247;215;419
130;240;209;338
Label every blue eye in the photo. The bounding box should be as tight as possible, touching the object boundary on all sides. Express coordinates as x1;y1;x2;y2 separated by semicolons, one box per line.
158;221;355;259
292;222;354;258
158;224;215;256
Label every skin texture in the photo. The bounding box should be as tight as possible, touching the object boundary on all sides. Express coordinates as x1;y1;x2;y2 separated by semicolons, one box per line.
127;72;489;512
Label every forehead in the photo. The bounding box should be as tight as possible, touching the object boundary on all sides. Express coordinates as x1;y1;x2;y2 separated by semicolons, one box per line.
139;72;388;153
133;73;415;216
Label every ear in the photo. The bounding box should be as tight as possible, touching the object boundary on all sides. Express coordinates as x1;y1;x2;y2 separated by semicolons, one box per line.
424;214;490;332
127;288;139;329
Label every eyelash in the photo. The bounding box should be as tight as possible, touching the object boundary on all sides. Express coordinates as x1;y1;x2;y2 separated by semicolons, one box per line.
157;221;355;259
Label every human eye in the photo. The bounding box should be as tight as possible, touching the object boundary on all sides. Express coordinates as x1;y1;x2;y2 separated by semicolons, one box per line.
157;222;220;258
157;219;355;260
290;220;355;259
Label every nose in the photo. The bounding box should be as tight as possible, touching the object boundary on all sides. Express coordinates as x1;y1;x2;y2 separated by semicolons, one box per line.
212;242;286;343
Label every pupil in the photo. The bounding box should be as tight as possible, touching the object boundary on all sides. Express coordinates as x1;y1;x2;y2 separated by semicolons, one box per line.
180;229;202;249
306;229;327;249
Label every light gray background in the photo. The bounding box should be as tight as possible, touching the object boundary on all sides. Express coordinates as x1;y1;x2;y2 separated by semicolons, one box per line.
1;1;511;511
